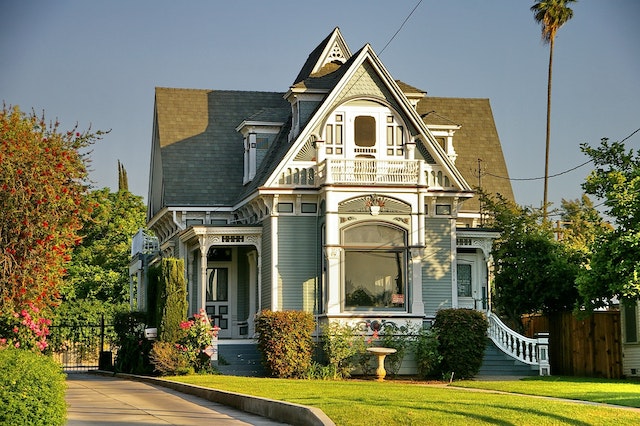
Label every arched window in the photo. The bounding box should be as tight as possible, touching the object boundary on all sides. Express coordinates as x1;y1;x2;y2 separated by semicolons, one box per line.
342;223;407;310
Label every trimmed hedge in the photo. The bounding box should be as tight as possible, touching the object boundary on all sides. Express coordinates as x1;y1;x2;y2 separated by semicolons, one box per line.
255;310;315;378
432;308;488;379
0;348;66;426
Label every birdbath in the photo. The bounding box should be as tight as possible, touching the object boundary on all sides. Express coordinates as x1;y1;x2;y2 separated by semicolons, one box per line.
366;347;397;381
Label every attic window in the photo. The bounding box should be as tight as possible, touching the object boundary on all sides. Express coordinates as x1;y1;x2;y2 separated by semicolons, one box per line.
355;116;376;147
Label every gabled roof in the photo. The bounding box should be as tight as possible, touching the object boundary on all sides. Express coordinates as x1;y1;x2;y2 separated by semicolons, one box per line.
149;29;514;217
417;96;515;212
268;41;473;193
152;88;289;210
292;27;352;85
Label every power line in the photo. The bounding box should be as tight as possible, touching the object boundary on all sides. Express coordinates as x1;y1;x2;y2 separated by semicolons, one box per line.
484;127;640;182
379;0;424;56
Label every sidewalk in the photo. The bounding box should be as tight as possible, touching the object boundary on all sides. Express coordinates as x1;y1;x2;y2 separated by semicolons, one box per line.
66;373;288;425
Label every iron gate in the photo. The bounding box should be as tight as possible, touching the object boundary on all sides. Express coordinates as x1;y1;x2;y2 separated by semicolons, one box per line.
48;315;117;373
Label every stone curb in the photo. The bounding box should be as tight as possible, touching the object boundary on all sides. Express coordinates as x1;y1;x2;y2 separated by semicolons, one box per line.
91;370;335;426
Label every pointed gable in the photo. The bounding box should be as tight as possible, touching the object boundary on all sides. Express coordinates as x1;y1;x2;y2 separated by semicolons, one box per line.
292;27;352;85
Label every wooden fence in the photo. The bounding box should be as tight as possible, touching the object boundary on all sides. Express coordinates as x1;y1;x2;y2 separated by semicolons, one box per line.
522;311;622;379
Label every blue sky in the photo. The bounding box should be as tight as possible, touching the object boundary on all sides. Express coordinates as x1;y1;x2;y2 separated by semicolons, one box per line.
2;0;638;216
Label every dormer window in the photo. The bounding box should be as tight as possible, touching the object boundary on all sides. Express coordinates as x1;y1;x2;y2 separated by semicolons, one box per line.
426;124;461;164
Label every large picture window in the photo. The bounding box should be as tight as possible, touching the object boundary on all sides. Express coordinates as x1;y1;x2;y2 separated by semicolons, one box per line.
343;223;407;310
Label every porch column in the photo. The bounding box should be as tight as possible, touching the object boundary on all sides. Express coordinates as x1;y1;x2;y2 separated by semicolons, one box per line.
247;250;258;335
410;248;425;315
199;244;208;314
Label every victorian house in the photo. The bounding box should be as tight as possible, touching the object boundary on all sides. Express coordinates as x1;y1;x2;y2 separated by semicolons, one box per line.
131;28;545;375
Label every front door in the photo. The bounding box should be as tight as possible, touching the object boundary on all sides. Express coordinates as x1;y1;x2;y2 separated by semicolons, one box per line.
456;253;485;310
205;255;235;338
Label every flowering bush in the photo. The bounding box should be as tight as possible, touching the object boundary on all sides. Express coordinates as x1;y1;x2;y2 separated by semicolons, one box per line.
0;303;51;351
177;309;219;372
150;309;218;375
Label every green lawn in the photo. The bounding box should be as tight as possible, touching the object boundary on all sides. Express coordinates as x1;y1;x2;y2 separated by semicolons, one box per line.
168;375;640;425
453;376;640;408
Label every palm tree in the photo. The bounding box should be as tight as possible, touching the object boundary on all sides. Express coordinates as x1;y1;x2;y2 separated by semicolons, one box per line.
531;0;576;219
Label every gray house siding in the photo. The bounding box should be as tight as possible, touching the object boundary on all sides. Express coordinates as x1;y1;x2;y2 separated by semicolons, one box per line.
422;218;453;317
261;219;272;311
276;216;319;312
299;100;321;129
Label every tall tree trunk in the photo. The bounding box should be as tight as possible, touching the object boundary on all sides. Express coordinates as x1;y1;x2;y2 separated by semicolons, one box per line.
543;36;554;220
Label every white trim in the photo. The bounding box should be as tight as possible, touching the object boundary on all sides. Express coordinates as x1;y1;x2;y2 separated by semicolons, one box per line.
451;219;458;308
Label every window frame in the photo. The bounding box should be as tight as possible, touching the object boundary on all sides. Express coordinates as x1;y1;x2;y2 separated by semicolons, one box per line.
341;222;408;312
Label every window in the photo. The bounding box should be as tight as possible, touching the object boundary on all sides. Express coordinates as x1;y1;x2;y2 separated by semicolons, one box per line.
206;268;228;302
436;204;451;215
301;202;317;213
457;263;472;297
355;116;376;147
277;203;293;213
343;223;407;310
624;302;638;343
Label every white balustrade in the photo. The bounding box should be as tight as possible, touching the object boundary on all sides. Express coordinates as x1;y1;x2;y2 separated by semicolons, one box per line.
487;311;550;375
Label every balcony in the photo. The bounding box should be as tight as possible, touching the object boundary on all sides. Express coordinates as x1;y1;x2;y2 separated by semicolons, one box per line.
276;159;452;188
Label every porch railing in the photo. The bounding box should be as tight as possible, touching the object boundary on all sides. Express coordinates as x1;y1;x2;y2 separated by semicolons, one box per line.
486;311;550;375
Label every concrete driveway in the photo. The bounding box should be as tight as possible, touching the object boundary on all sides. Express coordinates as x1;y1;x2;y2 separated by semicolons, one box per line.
66;373;288;425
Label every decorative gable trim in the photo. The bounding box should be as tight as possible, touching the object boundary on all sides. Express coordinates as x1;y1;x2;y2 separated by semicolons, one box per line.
311;28;352;76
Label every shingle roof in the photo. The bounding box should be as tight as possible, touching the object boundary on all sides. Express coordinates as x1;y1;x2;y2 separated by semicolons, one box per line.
415;96;515;212
154;88;289;207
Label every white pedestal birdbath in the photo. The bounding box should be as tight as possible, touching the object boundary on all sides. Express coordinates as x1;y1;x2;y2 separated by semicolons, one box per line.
366;347;397;381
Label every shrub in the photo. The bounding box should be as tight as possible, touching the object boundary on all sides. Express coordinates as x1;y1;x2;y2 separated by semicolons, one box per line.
0;348;66;425
432;308;488;379
157;258;188;343
149;341;194;376
150;309;218;374
255;310;315;378
321;322;363;379
112;311;154;375
412;327;442;378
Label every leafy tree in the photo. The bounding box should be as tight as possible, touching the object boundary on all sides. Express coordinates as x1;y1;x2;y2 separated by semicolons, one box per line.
482;193;581;329
576;138;640;309
0;106;102;350
530;0;577;217
558;195;612;254
63;188;146;307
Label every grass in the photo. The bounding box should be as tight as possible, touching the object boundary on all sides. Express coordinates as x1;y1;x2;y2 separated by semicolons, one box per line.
168;375;640;425
453;376;640;408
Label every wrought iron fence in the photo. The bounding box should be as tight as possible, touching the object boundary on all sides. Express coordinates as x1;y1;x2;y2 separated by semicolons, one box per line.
48;315;117;373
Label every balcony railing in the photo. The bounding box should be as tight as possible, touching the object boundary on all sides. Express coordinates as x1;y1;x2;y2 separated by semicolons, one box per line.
276;159;454;188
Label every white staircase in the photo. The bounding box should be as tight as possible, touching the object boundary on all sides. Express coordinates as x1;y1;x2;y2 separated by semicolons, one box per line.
486;311;550;376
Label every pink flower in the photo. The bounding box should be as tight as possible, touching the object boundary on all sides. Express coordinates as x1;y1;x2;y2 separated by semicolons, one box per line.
12;326;19;333
14;342;20;348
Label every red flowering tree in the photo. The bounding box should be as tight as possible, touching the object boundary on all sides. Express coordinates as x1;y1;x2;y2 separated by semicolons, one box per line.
0;105;103;350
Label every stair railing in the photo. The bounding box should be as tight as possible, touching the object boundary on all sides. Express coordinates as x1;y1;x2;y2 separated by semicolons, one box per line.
486;311;550;375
